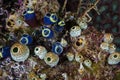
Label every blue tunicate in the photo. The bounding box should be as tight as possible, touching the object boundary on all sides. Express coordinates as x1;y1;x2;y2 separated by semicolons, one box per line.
52;42;63;55
42;27;54;39
23;8;36;20
54;20;65;32
43;13;58;25
0;46;11;59
20;34;33;45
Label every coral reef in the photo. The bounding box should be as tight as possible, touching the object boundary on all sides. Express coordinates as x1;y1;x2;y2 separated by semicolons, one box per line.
0;0;120;80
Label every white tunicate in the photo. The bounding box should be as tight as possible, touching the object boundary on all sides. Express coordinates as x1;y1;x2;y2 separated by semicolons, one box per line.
10;43;30;62
108;43;116;54
60;38;68;47
44;52;59;67
108;52;120;65
104;33;114;43
40;73;47;80
79;21;88;30
74;35;86;49
83;59;92;68
66;52;74;61
75;53;84;63
15;19;23;27
100;42;109;52
34;46;47;59
70;26;81;37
